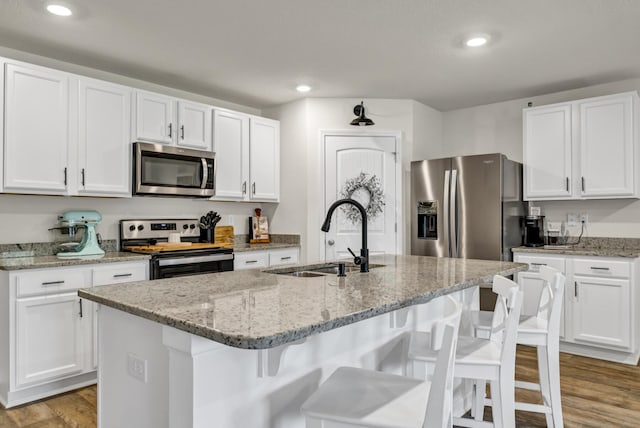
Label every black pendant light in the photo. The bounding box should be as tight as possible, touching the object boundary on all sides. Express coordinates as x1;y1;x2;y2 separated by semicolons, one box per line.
350;101;374;126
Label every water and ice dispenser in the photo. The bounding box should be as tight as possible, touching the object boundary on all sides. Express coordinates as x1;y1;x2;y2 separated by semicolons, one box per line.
417;201;437;239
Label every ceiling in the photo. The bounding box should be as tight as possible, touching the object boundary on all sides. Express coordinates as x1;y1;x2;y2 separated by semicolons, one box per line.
1;0;639;111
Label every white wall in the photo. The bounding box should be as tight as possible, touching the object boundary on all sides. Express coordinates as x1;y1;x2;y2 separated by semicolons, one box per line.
441;77;640;237
264;98;443;262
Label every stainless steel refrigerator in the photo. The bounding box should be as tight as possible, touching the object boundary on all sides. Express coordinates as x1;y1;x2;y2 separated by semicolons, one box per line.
411;153;524;262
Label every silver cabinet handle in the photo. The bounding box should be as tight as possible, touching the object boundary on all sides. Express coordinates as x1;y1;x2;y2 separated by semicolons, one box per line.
113;273;133;278
566;177;569;192
531;263;547;266
245;260;258;264
581;176;586;192
252;182;256;195
81;168;86;186
168;123;173;138
281;256;291;261
180;125;185;140
242;181;247;195
79;298;83;318
42;280;65;286
327;240;335;246
63;167;68;186
574;281;578;298
590;266;610;271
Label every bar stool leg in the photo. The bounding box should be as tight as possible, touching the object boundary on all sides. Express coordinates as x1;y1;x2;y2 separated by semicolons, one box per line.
490;380;504;428
537;345;554;427
547;342;564;428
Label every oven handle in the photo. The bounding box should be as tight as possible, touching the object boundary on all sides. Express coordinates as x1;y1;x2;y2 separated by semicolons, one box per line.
158;253;233;267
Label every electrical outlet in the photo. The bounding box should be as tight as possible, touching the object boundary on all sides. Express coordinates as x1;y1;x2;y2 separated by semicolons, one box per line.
567;213;579;227
127;353;147;383
580;213;589;224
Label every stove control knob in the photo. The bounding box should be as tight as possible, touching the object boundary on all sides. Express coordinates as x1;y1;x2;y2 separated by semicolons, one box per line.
189;224;196;229
137;225;144;231
182;224;189;230
129;225;136;232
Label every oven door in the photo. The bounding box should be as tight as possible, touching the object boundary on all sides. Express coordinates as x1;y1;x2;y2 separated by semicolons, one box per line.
152;253;234;279
134;142;215;197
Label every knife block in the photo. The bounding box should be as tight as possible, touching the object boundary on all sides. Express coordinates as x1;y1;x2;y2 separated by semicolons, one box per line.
199;228;214;243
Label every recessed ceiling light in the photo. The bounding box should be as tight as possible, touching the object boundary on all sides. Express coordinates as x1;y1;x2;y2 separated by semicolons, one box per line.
296;85;311;93
46;4;73;16
465;35;489;47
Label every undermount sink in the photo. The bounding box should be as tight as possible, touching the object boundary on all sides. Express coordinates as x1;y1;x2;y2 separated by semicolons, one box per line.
264;262;384;277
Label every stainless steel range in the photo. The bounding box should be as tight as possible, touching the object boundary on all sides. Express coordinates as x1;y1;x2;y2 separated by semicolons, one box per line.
120;219;234;279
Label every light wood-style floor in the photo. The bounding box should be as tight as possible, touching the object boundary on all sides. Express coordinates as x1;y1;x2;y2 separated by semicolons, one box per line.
1;346;638;427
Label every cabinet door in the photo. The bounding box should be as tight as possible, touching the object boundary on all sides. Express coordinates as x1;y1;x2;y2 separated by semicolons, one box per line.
4;63;69;194
78;78;132;196
16;293;85;387
135;91;175;144
572;276;631;350
523;105;573;199
178;101;212;150
249;117;280;201
579;94;635;197
212;110;250;200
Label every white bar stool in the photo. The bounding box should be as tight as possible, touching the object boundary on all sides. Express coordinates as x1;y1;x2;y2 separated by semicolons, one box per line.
301;295;462;428
471;266;566;428
407;275;523;428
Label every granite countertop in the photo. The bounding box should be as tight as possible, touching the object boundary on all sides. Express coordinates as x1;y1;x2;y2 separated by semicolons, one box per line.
0;252;151;271
233;242;300;252
79;255;526;350
512;246;640;258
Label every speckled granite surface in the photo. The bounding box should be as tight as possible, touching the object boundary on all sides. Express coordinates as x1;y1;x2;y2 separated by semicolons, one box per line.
0;239;118;258
513;237;640;258
233;234;300;252
79;255;526;350
0;252;150;270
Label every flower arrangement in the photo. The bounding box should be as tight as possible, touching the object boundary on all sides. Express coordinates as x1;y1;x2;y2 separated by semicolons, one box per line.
340;172;385;223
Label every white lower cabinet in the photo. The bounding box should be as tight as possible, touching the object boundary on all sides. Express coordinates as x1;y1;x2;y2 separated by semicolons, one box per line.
15;292;85;388
0;260;148;408
514;252;639;363
234;247;299;271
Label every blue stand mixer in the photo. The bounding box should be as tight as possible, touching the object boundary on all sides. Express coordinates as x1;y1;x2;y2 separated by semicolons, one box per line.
56;211;105;258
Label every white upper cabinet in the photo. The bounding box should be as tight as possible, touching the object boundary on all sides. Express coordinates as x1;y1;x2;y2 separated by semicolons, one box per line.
524;91;639;200
249;117;280;202
77;78;132;197
579;94;635;197
178;101;212;150
134;90;213;150
135;91;175;145
212;110;249;200
4;63;69;194
211;112;280;202
523;105;572;199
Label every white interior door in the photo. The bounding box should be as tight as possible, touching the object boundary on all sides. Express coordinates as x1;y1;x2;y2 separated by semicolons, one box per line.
324;134;398;260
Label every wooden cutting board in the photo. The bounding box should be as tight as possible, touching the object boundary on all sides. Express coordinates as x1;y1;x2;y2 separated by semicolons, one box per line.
214;226;234;248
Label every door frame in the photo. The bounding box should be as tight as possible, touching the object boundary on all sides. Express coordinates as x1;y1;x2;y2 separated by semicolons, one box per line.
319;130;403;260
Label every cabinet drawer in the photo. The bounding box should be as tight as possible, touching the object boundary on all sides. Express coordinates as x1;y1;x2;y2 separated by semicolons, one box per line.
513;254;565;273
268;248;299;266
92;263;148;286
15;268;88;297
234;251;269;270
573;259;630;278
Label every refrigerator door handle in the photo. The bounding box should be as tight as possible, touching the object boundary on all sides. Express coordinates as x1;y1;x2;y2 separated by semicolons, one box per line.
450;169;459;258
443;169;451;257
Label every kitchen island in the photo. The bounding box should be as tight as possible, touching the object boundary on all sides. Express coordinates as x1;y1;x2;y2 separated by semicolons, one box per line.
79;254;526;428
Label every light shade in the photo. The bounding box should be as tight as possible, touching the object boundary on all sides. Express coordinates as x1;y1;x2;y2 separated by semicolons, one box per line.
350;102;374;126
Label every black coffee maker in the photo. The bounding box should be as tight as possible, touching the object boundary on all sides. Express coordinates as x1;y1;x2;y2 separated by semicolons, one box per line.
522;215;545;247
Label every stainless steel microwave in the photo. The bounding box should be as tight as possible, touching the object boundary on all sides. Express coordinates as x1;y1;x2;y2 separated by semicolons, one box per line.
133;142;215;198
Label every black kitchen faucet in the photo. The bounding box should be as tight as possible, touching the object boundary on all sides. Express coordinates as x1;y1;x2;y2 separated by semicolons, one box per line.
321;198;369;273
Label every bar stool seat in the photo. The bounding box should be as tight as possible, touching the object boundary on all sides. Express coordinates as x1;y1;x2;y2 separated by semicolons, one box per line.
301;295;462;428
